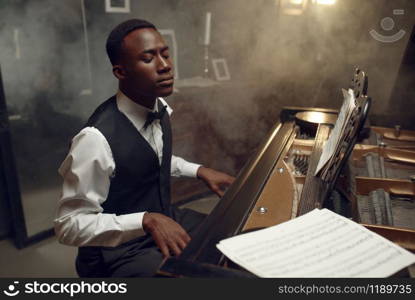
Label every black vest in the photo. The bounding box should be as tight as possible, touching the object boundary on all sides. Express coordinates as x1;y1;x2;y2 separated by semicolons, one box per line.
84;96;172;216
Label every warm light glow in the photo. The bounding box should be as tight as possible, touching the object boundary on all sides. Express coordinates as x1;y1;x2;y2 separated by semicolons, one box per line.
314;0;336;5
289;0;304;5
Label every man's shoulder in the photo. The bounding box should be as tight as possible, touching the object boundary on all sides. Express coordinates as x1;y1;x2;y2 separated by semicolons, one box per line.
91;95;117;116
76;127;106;139
85;95;118;127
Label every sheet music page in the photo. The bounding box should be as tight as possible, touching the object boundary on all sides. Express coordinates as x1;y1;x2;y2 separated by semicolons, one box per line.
217;209;415;277
315;89;356;175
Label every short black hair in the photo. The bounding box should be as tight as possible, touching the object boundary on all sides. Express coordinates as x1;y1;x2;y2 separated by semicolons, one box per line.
106;19;156;65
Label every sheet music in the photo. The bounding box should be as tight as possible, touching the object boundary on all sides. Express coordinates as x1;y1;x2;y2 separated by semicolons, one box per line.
217;209;415;277
315;89;356;175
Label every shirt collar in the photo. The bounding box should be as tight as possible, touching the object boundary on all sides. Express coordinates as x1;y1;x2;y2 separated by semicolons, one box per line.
116;90;172;130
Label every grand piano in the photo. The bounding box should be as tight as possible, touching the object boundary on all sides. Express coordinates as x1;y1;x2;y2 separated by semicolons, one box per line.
159;69;415;277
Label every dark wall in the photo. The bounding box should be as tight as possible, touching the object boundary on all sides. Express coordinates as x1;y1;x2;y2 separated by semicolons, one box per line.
0;168;12;238
0;67;12;238
385;24;415;130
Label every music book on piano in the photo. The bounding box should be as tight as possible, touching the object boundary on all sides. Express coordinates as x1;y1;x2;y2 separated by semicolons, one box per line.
315;88;356;177
216;208;415;277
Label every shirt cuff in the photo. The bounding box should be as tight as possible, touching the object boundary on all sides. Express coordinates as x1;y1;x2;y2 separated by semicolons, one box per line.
181;162;202;178
116;212;146;237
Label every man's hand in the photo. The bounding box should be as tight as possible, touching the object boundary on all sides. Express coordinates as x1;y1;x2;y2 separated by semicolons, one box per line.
142;212;190;258
197;166;235;197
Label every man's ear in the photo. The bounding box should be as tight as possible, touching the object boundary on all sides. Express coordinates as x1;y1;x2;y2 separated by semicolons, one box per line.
113;65;126;80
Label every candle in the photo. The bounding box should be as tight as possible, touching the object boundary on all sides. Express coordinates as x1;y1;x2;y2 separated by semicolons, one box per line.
204;12;211;46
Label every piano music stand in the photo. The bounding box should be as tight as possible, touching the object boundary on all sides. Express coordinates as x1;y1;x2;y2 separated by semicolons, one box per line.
297;69;372;215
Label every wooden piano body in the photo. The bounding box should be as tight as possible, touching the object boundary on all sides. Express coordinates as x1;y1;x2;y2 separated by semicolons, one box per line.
159;69;415;277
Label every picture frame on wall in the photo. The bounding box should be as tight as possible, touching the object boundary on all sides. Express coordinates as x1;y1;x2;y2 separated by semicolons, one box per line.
105;0;131;13
212;58;231;81
159;29;179;80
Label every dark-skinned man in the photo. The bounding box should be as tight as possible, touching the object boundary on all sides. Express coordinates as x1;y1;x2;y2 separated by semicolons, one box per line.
54;19;234;277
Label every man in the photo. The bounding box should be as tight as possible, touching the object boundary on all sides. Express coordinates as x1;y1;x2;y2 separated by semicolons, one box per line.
54;19;234;277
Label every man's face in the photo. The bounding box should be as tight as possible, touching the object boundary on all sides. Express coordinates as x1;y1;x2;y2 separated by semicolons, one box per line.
117;28;174;98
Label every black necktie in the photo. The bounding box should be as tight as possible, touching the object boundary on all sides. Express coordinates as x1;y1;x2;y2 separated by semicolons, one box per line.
144;105;167;129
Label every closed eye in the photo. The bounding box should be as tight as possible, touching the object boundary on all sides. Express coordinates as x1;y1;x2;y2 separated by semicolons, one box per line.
162;50;170;59
161;46;170;58
141;55;154;63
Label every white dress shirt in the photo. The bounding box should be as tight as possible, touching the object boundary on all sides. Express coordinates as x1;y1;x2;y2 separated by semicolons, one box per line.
54;91;201;247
